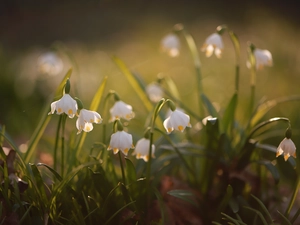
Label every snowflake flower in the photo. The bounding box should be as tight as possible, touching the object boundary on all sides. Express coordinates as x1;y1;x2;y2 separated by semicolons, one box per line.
163;109;191;133
161;33;180;57
253;48;273;70
276;137;296;161
146;82;164;103
132;138;155;162
201;33;224;58
109;100;135;122
76;109;102;134
107;131;134;155
49;94;78;118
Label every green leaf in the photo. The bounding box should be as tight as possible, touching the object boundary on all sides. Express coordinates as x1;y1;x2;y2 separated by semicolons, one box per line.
256;161;280;184
103;200;136;225
37;163;63;182
125;158;137;185
30;164;49;207
244;206;269;225
222;93;237;133
24;68;72;163
221;212;246;225
216;185;233;219
277;210;292;225
76;76;108;158
167;189;199;208
228;31;241;61
164;76;181;100
251;194;274;223
250;95;300;128
112;56;153;113
201;93;219;117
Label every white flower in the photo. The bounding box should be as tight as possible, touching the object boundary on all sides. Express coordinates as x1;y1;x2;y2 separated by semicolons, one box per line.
132;138;155;162
253;48;273;70
109;100;135;122
276;138;296;161
76;109;102;134
37;52;64;76
107;131;134;155
201;33;223;58
161;33;180;57
146;83;164;103
49;94;78;118
163;109;191;133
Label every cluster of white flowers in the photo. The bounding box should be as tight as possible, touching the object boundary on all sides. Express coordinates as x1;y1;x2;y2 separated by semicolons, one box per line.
48;89;102;135
160;26;297;162
106;97;191;162
161;30;273;69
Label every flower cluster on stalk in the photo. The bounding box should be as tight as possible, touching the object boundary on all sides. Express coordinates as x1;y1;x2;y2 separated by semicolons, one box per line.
48;79;102;134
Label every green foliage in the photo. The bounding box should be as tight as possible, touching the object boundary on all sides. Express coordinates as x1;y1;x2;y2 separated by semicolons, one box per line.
1;23;300;225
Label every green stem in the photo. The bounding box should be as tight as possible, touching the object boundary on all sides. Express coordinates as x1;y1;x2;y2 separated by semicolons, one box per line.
174;24;204;117
285;175;300;218
250;84;255;115
228;30;240;93
53;116;62;172
118;151;126;185
235;65;240;92
248;117;290;139
61;115;67;177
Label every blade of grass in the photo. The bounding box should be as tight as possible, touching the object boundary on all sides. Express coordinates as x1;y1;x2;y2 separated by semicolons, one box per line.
244;206;269;225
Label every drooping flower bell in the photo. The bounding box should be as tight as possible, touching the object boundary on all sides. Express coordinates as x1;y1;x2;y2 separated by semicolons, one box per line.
132;129;155;162
201;32;224;58
146;82;164;103
48;79;78;118
107;120;134;156
161;33;180;57
163;101;191;133
247;43;273;70
253;48;273;70
109;100;135;122
75;98;102;134
276;128;296;161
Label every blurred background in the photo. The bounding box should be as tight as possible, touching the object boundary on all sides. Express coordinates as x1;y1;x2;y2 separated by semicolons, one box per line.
0;0;300;151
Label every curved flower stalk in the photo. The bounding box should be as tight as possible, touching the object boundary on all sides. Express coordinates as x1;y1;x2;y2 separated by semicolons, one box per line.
48;78;76;175
173;23;204;117
160;33;180;57
247;43;272;114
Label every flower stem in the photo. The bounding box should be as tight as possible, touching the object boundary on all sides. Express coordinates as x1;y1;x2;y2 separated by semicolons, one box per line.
174;24;204;117
53;116;62;172
285;176;300;218
118;151;126;185
61;114;67;177
228;30;240;93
